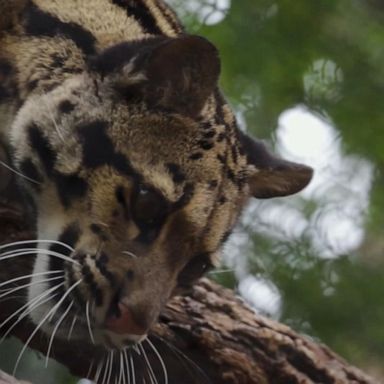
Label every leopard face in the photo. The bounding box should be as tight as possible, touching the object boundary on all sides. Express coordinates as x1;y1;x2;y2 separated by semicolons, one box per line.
8;35;312;349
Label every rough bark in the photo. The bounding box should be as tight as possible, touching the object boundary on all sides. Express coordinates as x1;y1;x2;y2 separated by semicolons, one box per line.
0;192;377;384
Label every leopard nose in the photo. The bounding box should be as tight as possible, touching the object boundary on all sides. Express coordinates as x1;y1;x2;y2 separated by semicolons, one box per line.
105;302;148;336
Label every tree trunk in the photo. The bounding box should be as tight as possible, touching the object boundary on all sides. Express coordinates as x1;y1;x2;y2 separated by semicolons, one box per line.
0;195;377;384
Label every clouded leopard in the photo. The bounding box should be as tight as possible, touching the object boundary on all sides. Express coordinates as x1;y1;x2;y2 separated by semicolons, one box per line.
0;0;312;380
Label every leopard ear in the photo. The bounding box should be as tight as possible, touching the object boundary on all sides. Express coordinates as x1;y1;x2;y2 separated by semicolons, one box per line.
239;132;313;198
140;35;220;117
92;35;220;117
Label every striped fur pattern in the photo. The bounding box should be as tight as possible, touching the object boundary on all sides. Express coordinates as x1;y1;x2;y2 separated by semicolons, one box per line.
0;0;312;362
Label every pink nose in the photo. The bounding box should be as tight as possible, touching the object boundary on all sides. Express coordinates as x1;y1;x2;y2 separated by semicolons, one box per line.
105;302;147;335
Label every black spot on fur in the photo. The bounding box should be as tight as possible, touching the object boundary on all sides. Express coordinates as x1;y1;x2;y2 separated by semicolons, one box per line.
174;183;194;210
0;86;11;101
28;124;55;175
54;173;88;208
96;253;116;287
198;140;214;151
115;185;130;220
201;121;212;130
237;170;247;189
81;261;103;306
26;79;38;92
0;59;13;102
155;0;183;33
189;152;203;160
0;60;12;77
166;163;185;184
115;186;127;209
19;159;43;185
111;0;163;35
216;132;226;142
23;3;96;56
203;130;216;139
78;120;114;167
221;230;232;243
55;223;81;251
226;168;236;183
51;53;66;68
219;195;227;204
126;270;134;281
208;180;218;190
58;100;75;114
48;223;80;290
217;153;226;164
231;145;239;163
77;120;134;175
112;153;134;176
0;60;14;101
214;90;226;125
90;224;103;236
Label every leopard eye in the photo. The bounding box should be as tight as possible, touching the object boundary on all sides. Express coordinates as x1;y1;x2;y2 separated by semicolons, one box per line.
131;185;169;232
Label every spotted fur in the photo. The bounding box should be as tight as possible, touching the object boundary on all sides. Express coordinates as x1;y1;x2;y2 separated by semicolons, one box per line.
0;0;312;354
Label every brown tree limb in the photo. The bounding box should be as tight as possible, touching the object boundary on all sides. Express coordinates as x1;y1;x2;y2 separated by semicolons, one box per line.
0;198;377;384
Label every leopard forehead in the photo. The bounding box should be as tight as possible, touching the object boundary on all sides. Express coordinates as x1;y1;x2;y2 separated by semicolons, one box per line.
11;74;249;253
12;74;248;182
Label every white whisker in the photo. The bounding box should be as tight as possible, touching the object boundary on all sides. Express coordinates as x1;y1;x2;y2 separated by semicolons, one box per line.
67;313;78;341
107;349;114;384
86;301;95;345
123;349;133;384
12;279;82;375
87;359;95;380
0;270;62;289
121;251;138;259
139;343;157;384
0;160;41;185
118;351;124;384
0;248;79;265
0;239;75;253
146;339;168;384
0;275;63;299
102;350;113;384
129;350;135;384
0;282;64;343
208;268;234;275
94;358;104;384
0;246;72;258
45;300;74;367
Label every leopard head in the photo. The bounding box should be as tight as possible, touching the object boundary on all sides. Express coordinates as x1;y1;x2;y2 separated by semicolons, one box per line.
9;35;312;349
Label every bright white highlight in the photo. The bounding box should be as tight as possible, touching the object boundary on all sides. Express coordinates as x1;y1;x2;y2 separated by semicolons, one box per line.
238;276;282;318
